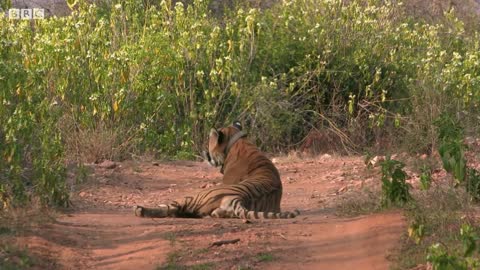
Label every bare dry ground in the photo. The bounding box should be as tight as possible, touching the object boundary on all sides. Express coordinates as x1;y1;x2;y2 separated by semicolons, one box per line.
11;155;406;270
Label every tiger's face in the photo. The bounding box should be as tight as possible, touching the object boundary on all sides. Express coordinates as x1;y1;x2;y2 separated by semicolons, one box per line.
204;121;243;168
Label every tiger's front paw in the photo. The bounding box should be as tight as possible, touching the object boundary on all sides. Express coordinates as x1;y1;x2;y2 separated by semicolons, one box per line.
202;150;211;162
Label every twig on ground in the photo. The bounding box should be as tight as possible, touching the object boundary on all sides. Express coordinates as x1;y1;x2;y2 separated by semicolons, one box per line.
150;218;163;225
209;238;240;248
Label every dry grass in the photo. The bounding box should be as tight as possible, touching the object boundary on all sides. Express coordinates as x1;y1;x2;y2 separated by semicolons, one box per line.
334;187;383;217
58;114;137;163
391;184;478;269
401;0;480;30
0;199;58;269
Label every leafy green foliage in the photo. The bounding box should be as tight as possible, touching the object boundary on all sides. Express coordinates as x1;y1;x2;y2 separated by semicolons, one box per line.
66;0;78;10
466;168;480;202
434;113;480;200
427;224;480;270
425;113;480;267
380;157;411;207
460;224;479;258
408;220;425;245
435;113;466;184
0;0;11;11
427;243;468;270
420;165;432;191
396;185;472;269
0;244;34;270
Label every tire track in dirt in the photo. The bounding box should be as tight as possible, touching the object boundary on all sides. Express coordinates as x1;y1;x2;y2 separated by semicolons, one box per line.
263;212;404;270
18;212;171;270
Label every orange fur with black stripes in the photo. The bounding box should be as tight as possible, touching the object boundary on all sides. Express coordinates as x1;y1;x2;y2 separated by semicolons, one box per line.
134;121;299;219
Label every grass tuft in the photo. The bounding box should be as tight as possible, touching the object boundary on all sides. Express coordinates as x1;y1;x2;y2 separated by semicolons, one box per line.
256;252;274;262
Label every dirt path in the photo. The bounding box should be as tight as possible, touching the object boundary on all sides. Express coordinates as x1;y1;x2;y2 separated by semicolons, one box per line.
19;155;405;269
264;212;404;270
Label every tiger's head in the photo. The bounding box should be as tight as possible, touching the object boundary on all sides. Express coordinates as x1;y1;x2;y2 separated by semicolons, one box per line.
204;121;246;168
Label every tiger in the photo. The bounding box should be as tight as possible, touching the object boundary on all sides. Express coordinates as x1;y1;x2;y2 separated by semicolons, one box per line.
134;121;299;219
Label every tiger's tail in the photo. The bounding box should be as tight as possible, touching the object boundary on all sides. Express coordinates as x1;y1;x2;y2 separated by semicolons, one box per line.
233;204;300;219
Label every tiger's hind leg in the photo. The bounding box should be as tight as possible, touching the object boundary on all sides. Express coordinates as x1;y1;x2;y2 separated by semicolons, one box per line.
210;196;237;218
210;208;228;218
210;207;236;218
134;204;179;218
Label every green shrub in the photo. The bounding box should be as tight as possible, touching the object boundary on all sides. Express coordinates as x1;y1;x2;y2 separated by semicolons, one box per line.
380;157;411;207
434;113;480;200
1;0;480;206
427;224;480;270
419;165;432;191
466;168;480;202
435;113;466;183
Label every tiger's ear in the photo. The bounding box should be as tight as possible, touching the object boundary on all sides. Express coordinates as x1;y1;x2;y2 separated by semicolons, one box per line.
210;128;218;138
232;120;242;131
209;128;224;144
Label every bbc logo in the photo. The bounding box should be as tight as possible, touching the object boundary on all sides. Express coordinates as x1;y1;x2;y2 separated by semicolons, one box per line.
8;8;45;19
